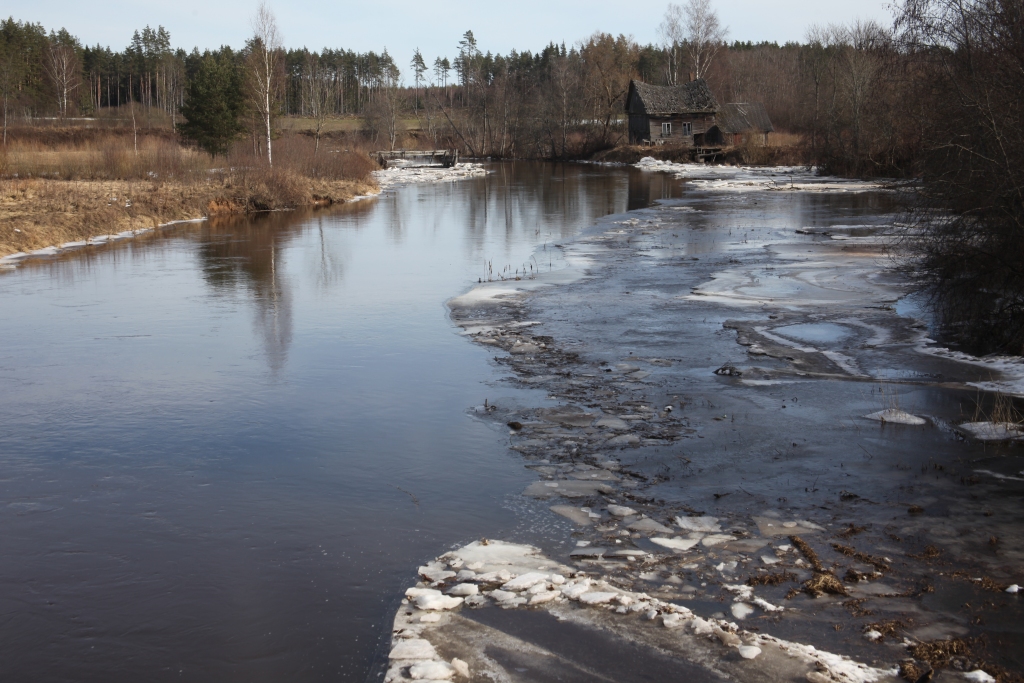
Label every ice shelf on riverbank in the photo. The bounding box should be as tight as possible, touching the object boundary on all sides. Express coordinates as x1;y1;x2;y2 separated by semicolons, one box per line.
430;162;1024;681
385;540;897;683
635;157;889;193
373;163;489;190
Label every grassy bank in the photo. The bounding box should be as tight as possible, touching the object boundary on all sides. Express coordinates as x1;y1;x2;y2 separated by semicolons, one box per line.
0;128;378;258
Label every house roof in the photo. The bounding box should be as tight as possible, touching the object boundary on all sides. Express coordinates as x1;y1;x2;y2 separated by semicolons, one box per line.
716;102;774;133
626;79;719;115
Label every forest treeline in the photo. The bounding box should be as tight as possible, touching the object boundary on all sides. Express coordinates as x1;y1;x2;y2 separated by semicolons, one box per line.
0;9;923;173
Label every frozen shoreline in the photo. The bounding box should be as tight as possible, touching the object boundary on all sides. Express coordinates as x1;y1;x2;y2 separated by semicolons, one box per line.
382;163;1024;682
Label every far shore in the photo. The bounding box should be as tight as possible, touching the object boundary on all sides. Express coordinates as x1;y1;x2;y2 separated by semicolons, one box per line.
0;175;379;260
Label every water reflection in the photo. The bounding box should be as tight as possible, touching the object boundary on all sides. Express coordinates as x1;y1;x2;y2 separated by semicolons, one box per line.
0;162;686;682
197;213;308;374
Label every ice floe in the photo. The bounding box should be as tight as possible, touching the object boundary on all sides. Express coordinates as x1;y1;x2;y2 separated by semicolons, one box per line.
957;422;1024;441
862;409;928;425
634;157;888;193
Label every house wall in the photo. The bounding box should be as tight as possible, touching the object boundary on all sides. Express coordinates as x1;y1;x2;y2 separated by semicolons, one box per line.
630;114;714;146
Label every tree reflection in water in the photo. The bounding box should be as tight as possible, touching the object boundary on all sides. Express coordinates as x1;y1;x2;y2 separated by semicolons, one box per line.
196;211;308;374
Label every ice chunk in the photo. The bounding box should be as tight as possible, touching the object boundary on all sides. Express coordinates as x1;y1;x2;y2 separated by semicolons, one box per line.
958;421;1024;441
502;572;549;591
628;518;673;534
409;660;454;680
702;534;735;547
451;658;470;678
738;645;762;660
561;579;591;599
455;570;477;581
447;583;479;596
528;590;561;605
752;597;784;612
651;537;701;551
963;672;996;683
762;554;781;565
1006;584;1019;593
675;516;722;533
419;566;457;582
724;584;754;601
662;613;685;628
731;603;754;619
607;504;637;517
417;593;464;611
489;589;517;602
389;638;437;660
690;617;714;635
863;630;882;641
549;505;594;526
862;409;927;425
578;591;618;605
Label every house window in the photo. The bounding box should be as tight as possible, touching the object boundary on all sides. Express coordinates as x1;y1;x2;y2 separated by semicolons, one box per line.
661;122;672;137
681;122;693;136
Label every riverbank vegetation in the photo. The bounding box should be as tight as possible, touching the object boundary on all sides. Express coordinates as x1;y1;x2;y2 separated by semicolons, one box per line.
0;128;376;257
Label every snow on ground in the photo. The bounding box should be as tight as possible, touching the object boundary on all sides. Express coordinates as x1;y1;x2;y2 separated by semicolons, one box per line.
635;157;888;193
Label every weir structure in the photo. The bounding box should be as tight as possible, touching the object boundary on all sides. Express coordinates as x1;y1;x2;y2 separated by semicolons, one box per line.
375;149;460;168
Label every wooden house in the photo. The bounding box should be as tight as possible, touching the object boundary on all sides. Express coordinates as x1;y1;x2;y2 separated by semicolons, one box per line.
706;102;774;146
625;79;719;146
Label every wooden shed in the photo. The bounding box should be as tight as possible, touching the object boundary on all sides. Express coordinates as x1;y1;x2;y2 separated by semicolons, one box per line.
706;102;774;146
625;79;719;146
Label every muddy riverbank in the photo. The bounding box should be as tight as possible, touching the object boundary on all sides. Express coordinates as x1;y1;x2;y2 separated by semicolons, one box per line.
385;163;1023;683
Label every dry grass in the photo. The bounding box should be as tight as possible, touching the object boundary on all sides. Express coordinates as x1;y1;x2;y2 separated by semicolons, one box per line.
0;129;378;257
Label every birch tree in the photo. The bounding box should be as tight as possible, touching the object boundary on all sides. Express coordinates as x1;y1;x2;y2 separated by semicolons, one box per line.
45;40;80;118
304;51;333;153
657;4;685;85
685;0;727;79
248;2;282;165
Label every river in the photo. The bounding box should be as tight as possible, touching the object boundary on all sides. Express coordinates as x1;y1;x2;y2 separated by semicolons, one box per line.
0;163;680;681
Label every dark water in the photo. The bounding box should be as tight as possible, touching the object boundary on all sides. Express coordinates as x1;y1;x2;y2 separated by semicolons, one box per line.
0;163;680;681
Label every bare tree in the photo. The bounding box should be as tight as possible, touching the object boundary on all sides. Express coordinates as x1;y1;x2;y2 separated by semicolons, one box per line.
658;4;685;85
45;41;80;118
685;0;727;80
0;47;17;146
248;2;282;165
304;52;334;154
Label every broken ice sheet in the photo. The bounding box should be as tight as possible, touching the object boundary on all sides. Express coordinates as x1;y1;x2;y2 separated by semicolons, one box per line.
675;515;721;533
958;421;1024;441
651;537;702;551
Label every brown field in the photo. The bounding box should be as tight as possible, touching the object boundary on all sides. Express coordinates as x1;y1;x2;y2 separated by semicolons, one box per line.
0;128;378;258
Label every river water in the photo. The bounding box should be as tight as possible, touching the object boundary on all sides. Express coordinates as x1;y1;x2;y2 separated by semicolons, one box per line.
0;163;682;681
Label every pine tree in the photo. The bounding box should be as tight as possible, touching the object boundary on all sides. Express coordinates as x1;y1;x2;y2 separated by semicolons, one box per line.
177;50;243;157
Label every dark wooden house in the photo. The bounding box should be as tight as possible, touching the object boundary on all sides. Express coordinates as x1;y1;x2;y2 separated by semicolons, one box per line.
706;102;774;146
625;79;719;146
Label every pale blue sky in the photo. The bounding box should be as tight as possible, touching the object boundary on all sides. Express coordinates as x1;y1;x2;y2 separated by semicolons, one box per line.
17;0;893;77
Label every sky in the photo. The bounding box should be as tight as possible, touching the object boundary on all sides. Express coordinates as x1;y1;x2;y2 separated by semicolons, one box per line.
16;0;894;77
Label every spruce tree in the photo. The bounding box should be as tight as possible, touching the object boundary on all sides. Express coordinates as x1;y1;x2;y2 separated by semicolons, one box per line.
177;50;243;157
